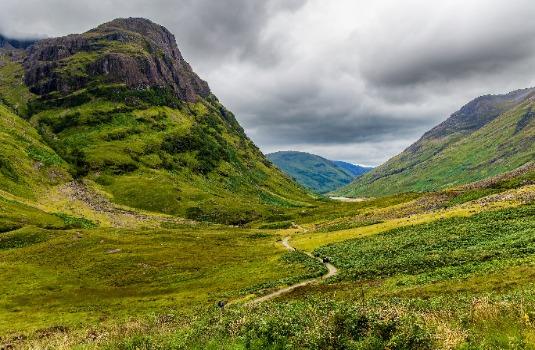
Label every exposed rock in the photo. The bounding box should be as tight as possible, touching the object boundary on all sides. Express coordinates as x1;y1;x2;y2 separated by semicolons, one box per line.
23;17;210;102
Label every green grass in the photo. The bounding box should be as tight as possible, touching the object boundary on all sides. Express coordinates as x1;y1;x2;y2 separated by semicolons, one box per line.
53;212;98;229
0;103;70;199
259;221;293;229
0;196;67;232
0;226;316;335
316;205;535;284
0;173;533;348
26;290;535;349
0;55;35;116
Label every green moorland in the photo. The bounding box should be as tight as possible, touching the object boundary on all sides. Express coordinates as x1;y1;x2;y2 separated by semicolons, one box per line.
0;102;70;200
0;53;35;116
0;164;533;349
0;225;325;334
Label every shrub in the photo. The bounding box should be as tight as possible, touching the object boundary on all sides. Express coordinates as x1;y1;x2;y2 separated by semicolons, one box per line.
161;124;230;174
259;221;293;229
53;212;97;229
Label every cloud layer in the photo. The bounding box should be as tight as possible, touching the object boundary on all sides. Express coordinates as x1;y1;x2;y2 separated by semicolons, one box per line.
3;0;535;165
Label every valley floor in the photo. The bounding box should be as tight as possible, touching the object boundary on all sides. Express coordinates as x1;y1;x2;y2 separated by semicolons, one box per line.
0;164;534;349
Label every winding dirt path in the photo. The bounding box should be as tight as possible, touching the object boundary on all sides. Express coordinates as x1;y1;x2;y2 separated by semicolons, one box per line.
247;236;338;305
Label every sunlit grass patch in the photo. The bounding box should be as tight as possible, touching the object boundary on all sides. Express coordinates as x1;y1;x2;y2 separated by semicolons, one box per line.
0;226;319;335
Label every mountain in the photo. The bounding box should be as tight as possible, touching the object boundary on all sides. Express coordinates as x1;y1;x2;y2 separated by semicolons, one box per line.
334;87;535;197
267;151;371;193
0;34;36;50
0;18;313;225
332;161;372;177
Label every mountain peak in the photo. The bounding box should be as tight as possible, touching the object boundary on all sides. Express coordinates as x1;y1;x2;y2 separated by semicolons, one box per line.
23;17;210;102
96;17;167;33
420;87;535;141
91;17;177;52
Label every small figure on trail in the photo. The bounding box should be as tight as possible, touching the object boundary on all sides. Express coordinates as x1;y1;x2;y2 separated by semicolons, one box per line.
217;300;226;309
322;256;330;263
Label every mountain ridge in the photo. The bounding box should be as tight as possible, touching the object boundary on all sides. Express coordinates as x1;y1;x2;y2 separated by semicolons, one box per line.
334;87;535;197
23;17;210;102
267;151;371;193
0;34;37;50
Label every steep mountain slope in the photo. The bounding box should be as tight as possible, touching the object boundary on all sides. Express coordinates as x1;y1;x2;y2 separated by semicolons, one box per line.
0;102;70;199
0;18;313;225
332;161;372;177
267;151;371;193
335;88;535;197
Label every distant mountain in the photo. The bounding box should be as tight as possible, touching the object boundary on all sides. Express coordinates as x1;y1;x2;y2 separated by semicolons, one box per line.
334;87;535;197
0;34;36;50
333;161;372;177
0;18;313;225
267;151;372;193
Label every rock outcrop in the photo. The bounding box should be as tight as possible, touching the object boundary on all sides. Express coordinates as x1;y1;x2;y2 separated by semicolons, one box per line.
23;18;210;102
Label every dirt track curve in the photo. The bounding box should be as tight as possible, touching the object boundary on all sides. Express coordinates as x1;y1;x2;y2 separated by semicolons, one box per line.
247;236;338;305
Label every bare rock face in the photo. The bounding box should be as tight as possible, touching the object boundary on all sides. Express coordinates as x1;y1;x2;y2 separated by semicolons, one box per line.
23;18;210;102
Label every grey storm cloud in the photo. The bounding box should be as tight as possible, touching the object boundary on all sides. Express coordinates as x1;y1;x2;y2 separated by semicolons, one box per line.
2;0;535;165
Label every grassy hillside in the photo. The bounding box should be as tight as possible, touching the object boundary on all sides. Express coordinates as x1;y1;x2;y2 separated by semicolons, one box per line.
267;151;370;193
335;88;535;197
0;19;314;226
0;102;70;199
28;90;311;224
316;204;535;282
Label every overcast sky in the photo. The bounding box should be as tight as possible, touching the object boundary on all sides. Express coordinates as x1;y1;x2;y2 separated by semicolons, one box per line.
2;0;535;166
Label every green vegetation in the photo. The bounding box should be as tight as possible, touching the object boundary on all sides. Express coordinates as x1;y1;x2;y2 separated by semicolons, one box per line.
0;196;67;232
24;85;314;224
53;212;97;229
316;205;535;283
1;18;535;350
0;103;70;199
336;89;535;197
0;157;533;349
0;226;315;335
0;54;35;116
267;151;371;193
25;88;314;224
259;221;293;229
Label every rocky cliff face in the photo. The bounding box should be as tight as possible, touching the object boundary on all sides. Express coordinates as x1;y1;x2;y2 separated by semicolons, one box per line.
23;18;210;102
